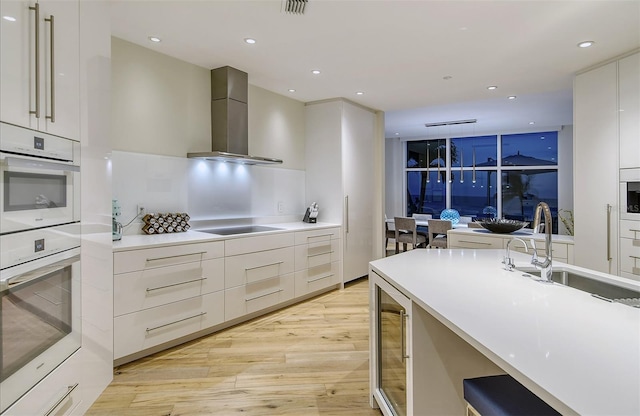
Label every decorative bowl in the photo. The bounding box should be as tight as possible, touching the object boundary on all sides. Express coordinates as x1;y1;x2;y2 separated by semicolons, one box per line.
476;218;528;234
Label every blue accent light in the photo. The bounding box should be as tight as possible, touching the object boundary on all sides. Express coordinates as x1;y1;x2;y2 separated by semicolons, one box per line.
440;208;460;224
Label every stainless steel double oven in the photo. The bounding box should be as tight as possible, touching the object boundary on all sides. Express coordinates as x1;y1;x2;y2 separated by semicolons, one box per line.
0;122;81;413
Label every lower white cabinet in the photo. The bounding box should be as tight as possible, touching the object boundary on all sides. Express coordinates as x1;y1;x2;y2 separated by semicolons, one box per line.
619;219;640;281
112;226;342;363
5;350;82;416
225;273;295;321
114;291;224;359
447;229;575;264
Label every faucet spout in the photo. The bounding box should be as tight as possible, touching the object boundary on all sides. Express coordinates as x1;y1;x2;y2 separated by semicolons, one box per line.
531;202;553;281
503;237;529;271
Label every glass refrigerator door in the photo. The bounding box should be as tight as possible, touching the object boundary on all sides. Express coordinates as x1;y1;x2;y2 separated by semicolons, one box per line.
377;284;410;416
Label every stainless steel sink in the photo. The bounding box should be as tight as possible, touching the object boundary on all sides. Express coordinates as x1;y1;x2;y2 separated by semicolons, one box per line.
516;266;640;308
196;225;282;235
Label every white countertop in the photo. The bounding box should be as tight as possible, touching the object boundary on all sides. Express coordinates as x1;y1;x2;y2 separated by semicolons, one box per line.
448;227;575;244
370;249;639;415
112;221;340;252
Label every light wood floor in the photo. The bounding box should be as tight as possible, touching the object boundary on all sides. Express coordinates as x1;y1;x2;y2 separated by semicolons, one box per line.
87;278;381;416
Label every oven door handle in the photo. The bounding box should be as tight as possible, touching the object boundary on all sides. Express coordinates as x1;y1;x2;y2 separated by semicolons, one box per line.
6;156;79;172
4;254;80;289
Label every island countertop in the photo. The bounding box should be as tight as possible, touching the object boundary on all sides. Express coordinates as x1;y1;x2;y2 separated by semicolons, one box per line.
370;249;640;415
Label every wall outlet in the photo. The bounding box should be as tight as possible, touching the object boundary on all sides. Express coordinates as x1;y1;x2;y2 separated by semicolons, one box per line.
277;201;284;213
137;204;145;216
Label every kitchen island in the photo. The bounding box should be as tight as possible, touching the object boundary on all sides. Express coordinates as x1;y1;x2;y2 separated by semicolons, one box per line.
369;249;640;415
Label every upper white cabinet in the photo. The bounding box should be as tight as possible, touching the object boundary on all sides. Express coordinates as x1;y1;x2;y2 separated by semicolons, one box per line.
305;99;377;283
574;61;619;275
619;52;640;170
0;0;79;140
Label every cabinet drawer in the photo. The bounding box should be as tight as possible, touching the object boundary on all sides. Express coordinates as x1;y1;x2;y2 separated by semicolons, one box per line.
225;273;295;321
114;292;222;359
620;219;640;240
294;239;341;271
114;258;224;316
449;235;502;249
294;261;342;297
114;241;224;274
224;233;294;257
510;241;569;261
5;350;81;416
225;247;294;289
294;227;341;245
620;237;640;277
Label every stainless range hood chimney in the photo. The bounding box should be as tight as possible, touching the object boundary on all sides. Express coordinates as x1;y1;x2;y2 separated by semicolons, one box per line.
187;66;283;165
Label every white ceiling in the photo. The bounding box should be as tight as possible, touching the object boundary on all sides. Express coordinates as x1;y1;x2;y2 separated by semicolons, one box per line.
109;0;640;139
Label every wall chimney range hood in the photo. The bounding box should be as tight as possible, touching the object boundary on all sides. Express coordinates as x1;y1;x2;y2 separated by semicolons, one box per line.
187;66;283;165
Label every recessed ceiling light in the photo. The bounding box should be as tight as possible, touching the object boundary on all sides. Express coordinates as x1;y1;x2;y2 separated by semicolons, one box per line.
508;95;517;100
148;36;162;43
395;133;400;136
288;89;296;93
311;70;321;75
356;91;364;95
529;121;535;125
487;86;498;90
2;16;16;22
577;40;595;48
244;38;256;44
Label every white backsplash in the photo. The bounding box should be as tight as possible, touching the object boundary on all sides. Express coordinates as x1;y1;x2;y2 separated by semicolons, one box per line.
112;151;306;233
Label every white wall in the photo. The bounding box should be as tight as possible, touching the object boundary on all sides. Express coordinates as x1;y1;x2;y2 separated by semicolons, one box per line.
112;151;305;234
110;37;307;227
557;125;574;235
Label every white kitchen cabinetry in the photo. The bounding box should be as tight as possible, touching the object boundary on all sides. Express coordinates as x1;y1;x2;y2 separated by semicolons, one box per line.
619;220;640;281
224;233;295;321
305;99;377;283
5;350;82;416
113;241;224;360
619;52;640;170
574;61;619;275
294;227;342;297
447;229;574;264
0;0;80;139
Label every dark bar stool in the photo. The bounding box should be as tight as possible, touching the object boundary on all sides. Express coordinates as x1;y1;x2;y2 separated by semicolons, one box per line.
463;375;561;416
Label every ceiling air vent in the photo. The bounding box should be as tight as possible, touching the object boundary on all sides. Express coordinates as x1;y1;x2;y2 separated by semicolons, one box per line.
283;0;308;14
425;119;477;128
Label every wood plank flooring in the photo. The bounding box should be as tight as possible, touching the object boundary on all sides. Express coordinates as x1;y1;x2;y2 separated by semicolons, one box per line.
86;278;381;416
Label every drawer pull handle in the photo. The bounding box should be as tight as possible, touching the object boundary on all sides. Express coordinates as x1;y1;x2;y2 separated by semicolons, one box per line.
146;312;206;333
307;250;333;258
245;288;283;302
44;383;78;416
245;261;283;271
459;240;492;246
146;277;207;292
307;273;334;283
307;233;334;239
146;251;207;262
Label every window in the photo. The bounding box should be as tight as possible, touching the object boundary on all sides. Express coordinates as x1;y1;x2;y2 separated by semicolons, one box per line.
404;132;558;227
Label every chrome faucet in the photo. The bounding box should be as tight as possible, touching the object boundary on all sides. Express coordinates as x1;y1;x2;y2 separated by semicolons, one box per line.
503;238;529;271
531;202;553;282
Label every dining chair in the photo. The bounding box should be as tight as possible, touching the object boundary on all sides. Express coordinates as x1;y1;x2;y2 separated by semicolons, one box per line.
385;220;396;256
426;219;452;249
394;217;427;254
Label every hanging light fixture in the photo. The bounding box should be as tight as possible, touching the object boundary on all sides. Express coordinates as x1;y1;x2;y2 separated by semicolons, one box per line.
460;149;464;183
472;146;477;184
426;143;430;183
437;145;441;183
